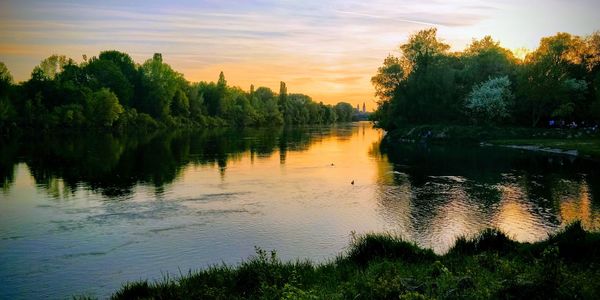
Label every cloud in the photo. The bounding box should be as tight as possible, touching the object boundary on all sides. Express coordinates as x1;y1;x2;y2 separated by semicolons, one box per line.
333;10;486;27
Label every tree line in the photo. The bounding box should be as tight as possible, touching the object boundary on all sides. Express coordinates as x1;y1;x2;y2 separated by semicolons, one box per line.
371;28;600;130
0;52;357;130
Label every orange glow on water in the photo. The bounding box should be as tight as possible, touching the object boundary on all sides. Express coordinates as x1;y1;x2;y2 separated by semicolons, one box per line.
559;182;600;230
493;185;551;242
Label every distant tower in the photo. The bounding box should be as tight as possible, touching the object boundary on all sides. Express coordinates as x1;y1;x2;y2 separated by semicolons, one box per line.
362;102;366;113
356;104;360;112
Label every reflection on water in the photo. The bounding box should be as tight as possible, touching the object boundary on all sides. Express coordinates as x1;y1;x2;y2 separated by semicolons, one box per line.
1;122;599;299
378;142;600;253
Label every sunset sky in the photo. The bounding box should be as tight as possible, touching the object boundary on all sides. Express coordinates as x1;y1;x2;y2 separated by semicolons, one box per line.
1;0;599;110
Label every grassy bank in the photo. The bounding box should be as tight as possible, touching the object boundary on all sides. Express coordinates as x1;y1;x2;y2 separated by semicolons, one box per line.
385;125;599;143
382;125;600;159
490;138;600;159
94;222;600;299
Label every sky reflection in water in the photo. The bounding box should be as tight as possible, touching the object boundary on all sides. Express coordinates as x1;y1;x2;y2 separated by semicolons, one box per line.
0;122;599;299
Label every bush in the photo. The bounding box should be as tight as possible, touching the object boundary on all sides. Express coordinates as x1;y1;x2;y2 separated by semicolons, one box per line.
347;233;436;265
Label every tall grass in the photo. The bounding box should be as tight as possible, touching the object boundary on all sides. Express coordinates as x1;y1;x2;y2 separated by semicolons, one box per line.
101;221;600;299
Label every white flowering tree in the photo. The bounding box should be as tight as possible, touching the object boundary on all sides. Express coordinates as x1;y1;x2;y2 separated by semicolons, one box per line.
465;76;513;124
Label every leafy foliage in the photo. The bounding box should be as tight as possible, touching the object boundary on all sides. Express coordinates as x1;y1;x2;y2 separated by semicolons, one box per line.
372;29;600;129
465;76;513;123
1;51;357;131
87;88;124;127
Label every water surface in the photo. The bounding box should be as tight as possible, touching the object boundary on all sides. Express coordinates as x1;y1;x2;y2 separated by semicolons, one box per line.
1;122;599;299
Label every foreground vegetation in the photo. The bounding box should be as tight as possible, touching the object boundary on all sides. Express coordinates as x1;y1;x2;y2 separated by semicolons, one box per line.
99;222;600;299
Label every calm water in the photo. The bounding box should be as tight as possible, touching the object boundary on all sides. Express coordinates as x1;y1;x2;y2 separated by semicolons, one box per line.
1;122;599;299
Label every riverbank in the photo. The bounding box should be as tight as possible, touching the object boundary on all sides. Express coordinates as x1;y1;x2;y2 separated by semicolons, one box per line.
489;139;600;160
92;222;600;299
382;125;600;159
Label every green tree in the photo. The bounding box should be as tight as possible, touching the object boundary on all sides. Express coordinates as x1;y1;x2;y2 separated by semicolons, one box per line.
278;81;288;121
398;29;458;124
186;82;205;119
517;33;587;126
0;62;13;125
334;102;354;122
0;62;12;88
202;72;227;116
97;50;138;84
252;87;282;124
465;76;513;124
462;36;516;85
371;55;406;102
87;88;124;126
370;28;520;128
322;103;337;123
584;32;600;120
139;53;183;119
33;55;72;80
225;87;258;126
400;28;450;70
85;58;134;106
171;89;190;117
286;93;310;124
551;78;588;119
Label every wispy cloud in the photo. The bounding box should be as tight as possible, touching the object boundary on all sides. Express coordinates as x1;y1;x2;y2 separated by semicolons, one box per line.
334;10;440;27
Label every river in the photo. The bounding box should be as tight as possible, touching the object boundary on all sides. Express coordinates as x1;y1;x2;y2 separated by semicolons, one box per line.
1;122;599;299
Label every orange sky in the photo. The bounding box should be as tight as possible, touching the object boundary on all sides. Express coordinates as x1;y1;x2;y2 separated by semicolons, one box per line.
1;0;599;110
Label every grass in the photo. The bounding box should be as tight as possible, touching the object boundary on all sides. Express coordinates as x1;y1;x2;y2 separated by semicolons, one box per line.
89;222;600;299
383;124;600;159
490;138;600;158
386;125;599;143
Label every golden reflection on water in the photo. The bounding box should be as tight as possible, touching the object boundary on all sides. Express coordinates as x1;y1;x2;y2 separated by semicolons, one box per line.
558;180;600;230
3;122;600;257
493;184;551;242
4;122;600;299
372;143;600;253
426;188;488;254
180;123;388;188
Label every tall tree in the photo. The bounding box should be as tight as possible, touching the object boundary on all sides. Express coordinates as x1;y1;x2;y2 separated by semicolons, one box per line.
334;102;354;122
400;28;450;70
85;58;134;106
0;62;12;88
462;36;517;85
33;55;72;80
278;81;288;122
517;33;588;126
0;62;15;127
139;53;183;118
98;50;138;84
371;55;406;103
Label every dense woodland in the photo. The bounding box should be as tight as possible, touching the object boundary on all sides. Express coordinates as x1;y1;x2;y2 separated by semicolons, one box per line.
371;28;600;130
3;28;599;133
0;52;356;131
